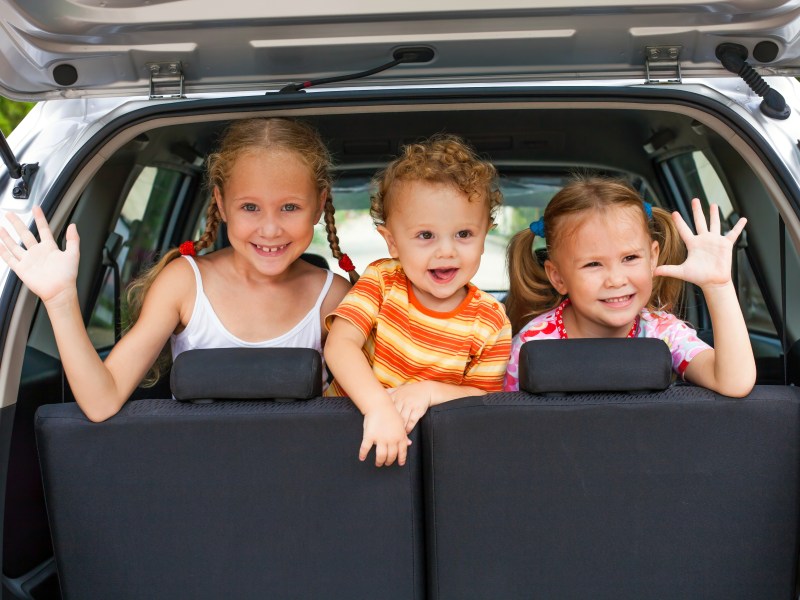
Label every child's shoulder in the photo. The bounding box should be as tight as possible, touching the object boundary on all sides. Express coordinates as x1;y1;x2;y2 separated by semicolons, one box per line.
318;268;351;315
470;288;509;328
639;309;684;327
358;258;407;288
367;257;403;274
156;253;197;286
514;305;561;341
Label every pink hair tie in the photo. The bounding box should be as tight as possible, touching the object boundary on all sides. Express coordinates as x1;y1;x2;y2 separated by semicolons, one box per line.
338;254;355;272
179;241;196;256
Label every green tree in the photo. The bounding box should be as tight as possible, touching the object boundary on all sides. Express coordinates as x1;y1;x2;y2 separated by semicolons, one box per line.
0;97;35;136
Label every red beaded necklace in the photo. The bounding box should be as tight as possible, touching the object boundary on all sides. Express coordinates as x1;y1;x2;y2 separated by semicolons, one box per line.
554;298;639;339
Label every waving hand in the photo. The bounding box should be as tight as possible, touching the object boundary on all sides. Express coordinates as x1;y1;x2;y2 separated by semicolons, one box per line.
654;198;746;289
0;207;80;305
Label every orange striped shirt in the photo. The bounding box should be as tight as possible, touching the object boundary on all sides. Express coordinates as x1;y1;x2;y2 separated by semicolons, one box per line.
325;259;511;396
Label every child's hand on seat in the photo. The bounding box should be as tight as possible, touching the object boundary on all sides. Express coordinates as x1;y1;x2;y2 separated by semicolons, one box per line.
361;403;411;467
0;207;80;308
387;381;434;433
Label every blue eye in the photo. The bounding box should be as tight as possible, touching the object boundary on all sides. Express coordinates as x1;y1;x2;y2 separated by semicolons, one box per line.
242;203;258;212
282;204;300;212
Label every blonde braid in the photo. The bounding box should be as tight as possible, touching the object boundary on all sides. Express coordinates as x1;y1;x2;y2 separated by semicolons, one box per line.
323;197;358;283
195;198;222;253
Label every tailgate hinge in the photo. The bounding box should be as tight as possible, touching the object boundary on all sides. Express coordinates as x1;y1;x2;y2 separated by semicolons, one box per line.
147;62;185;99
645;46;682;84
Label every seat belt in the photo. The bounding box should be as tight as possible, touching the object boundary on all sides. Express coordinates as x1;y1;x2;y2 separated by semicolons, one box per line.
779;217;787;386
101;232;124;343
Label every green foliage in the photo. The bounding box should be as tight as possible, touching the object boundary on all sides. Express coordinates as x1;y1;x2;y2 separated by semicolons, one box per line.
0;97;35;136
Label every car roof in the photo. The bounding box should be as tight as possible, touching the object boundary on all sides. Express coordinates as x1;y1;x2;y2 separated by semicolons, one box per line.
1;0;800;100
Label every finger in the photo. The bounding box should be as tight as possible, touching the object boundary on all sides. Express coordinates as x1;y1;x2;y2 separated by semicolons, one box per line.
708;203;721;235
405;410;419;434
653;264;684;280
384;443;397;467
64;224;80;260
6;212;39;249
0;228;23;262
31;206;56;244
670;210;696;243
726;216;747;242
375;442;389;467
403;407;414;433
691;198;708;234
359;437;373;462
397;440;408;467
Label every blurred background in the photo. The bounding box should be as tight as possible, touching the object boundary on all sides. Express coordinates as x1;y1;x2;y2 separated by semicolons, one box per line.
0;97;34;136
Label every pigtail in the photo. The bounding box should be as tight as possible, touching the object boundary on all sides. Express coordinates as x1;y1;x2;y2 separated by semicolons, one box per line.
125;194;223;387
323;195;359;283
505;228;563;335
194;199;223;253
649;206;687;313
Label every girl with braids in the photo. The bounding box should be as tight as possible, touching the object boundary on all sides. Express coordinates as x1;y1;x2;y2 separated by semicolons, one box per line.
324;135;511;467
0;117;354;422
503;176;755;397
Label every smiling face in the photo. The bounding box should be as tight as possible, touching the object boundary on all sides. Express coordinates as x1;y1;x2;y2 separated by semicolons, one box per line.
377;179;490;312
214;148;325;278
544;205;659;338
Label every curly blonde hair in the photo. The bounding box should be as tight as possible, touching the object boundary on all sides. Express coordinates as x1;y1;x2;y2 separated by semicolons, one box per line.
370;134;503;226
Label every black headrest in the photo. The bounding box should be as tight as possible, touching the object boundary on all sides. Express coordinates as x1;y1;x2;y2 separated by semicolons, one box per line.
170;348;323;401
518;338;672;394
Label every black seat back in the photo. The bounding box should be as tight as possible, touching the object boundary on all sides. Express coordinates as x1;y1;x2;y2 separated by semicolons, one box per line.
422;386;800;599
36;398;424;600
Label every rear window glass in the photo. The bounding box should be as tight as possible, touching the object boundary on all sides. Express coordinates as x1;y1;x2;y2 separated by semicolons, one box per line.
307;173;572;291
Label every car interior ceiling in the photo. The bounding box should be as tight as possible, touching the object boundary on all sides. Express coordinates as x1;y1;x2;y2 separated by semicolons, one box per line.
3;101;799;599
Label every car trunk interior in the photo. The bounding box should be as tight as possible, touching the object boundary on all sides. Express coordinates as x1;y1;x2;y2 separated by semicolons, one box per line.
3;92;799;599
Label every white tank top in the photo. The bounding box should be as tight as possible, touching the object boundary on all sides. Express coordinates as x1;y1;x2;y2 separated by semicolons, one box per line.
170;256;334;373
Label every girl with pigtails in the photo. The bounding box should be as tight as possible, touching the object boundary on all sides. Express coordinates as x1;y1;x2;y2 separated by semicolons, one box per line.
0;117;355;422
503;176;755;397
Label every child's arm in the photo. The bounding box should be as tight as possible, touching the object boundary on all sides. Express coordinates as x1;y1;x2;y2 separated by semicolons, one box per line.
654;198;756;397
324;317;411;467
388;381;485;433
389;319;512;432
0;208;183;421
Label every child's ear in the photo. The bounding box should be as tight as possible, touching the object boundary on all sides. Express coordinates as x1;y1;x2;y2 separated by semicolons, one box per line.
544;259;568;295
650;240;660;273
376;225;400;259
213;187;227;222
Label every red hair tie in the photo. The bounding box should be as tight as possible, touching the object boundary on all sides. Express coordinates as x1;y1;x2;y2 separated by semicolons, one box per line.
179;241;196;256
338;254;355;272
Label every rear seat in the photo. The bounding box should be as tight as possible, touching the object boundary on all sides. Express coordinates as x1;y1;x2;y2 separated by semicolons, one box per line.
35;345;800;599
35;350;424;600
422;340;800;599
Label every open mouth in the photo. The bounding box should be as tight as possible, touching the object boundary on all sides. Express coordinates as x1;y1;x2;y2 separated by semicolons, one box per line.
601;294;633;306
429;268;458;284
254;242;289;255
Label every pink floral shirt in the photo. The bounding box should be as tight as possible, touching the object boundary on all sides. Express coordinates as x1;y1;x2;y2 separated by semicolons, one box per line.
503;299;711;392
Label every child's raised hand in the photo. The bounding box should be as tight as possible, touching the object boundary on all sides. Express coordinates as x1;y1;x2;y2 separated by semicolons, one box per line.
360;403;412;467
387;381;433;433
0;207;80;306
654;198;746;290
